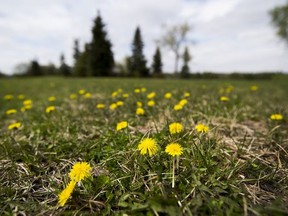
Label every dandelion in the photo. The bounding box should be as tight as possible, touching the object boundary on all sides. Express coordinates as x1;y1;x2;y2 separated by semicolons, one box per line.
174;104;183;111
109;103;117;110
195;124;209;133
169;122;183;134
226;85;234;93
136;107;145;115
23;100;32;106
270;114;283;121
78;89;85;95
6;109;17;115
46;106;55;113
179;99;188;106
141;87;147;92
116;121;128;131
97;104;105;109
69;162;91;183
48;96;56;102
117;88;123;93
116;101;124;106
220;96;229;102
4;94;14;100
18;94;25;100
137;101;142;107
250;85;258;91
164;92;172;99
111;91;118;97
70;94;77;99
184;92;190;97
134;88;141;93
8;122;21;130
147;100;155;107
21;105;32;112
123;93;129;98
165;143;183;188
147;92;156;99
58;181;76;207
84;93;91;99
138;138;158;156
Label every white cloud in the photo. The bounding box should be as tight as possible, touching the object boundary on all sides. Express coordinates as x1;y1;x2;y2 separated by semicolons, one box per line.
0;0;287;74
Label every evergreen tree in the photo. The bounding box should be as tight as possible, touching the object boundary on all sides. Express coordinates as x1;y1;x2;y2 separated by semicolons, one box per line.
128;26;149;77
180;47;191;78
151;46;163;76
89;13;114;76
59;54;71;76
29;59;42;76
73;39;80;65
74;44;90;77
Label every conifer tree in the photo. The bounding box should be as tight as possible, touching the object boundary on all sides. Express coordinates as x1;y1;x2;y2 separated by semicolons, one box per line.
74;44;90;77
29;59;42;76
180;47;191;78
89;13;114;76
59;54;71;76
73;39;80;65
151;46;163;76
128;26;149;77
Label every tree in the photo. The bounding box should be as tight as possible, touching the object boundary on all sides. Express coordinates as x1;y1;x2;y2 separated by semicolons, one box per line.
29;59;42;76
73;39;80;65
157;23;191;74
151;46;163;76
128;26;149;77
89;13;114;76
74;43;90;77
270;2;288;44
59;54;71;76
180;46;191;78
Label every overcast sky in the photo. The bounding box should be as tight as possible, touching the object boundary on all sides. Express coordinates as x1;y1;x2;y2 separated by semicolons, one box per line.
0;0;287;74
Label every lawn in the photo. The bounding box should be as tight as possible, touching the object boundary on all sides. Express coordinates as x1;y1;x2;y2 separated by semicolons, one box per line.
0;76;287;215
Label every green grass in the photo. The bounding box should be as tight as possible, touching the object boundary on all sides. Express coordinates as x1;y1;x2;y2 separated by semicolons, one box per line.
0;77;288;215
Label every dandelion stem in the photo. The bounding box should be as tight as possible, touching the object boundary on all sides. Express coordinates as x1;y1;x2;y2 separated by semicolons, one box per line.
172;157;175;188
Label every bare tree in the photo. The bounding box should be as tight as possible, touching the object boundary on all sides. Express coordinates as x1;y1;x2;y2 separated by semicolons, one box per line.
157;23;191;73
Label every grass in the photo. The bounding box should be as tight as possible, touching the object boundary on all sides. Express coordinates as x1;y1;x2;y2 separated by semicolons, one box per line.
0;76;287;215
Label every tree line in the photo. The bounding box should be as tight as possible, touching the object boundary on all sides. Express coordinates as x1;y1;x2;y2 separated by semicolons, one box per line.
13;12;192;78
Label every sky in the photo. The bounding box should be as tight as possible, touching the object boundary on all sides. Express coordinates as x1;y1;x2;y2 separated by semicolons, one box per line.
0;0;287;74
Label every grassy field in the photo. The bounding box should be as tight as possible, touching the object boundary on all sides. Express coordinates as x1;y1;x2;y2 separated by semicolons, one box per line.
0;77;287;215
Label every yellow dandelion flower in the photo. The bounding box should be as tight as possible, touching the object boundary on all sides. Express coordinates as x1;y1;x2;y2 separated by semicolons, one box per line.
174;104;183;111
195;124;209;133
147;92;156;99
23;100;32;106
226;85;234;93
137;101;142;107
116;101;124;106
179;99;188;106
109;103;117;110
58;181;76;207
184;92;190;97
4;94;14;100
270;114;283;121
134;88;141;93
46;106;55;113
123;93;129;98
117;88;123;93
8;122;21;130
48;96;56;102
17;94;25;100
250;85;258;91
83;93;91;99
141;87;146;92
6;109;17;115
78;89;85;95
164;92;172;99
138;138;158;156
169;122;183;134
147;100;155;107
69;162;91;183
136;107;145;115
220;96;229;102
97;104;105;109
21;105;32;112
165;143;183;157
116;121;128;131
111;91;118;97
70;94;77;99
